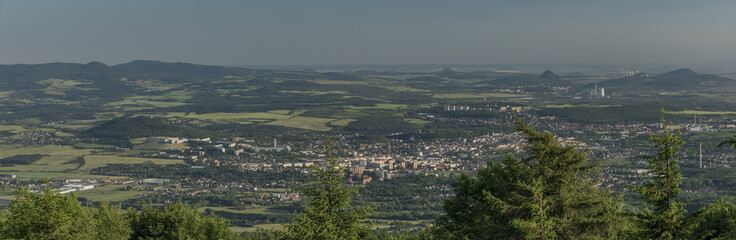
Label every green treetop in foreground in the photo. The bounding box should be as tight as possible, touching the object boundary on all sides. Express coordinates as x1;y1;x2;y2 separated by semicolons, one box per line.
283;138;371;240
0;187;131;240
635;113;687;240
0;187;235;240
436;117;628;239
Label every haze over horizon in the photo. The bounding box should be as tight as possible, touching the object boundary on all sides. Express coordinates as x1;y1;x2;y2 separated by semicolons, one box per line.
2;1;736;66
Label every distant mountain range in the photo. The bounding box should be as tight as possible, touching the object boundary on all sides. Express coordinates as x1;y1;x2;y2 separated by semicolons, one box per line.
1;61;735;99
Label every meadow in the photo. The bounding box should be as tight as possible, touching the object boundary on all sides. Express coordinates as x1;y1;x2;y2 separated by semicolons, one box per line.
81;155;184;171
432;92;525;98
76;185;153;202
667;110;736;115
265;116;335;131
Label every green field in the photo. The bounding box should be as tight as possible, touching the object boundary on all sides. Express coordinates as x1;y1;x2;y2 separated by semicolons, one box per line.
165;111;295;120
233;224;284;233
308;79;369;85
432;92;525;98
404;118;429;124
44;123;93;130
134;142;190;150
0;172;71;179
39;79;93;95
267;110;292;115
379;86;429;92
544;104;621;108
329;118;356;127
141;90;195;100
0;91;14;99
279;90;348;95
0;145;92;158
350;104;408;110
0;125;27;133
666;110;736;115
265;116;335;131
74;143;115;149
76;185;151;202
108;99;190;108
81;155;184;171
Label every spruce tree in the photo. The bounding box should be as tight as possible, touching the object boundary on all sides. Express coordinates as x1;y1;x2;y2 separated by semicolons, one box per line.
284;138;371;240
0;187;130;239
437;117;626;239
128;203;235;240
635;112;686;239
685;200;736;239
511;178;556;240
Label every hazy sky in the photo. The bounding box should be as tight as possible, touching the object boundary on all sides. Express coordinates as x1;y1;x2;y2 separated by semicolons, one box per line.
1;1;736;65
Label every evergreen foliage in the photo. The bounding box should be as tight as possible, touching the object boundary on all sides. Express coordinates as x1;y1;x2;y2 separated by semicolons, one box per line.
436;117;627;239
0;187;130;240
635;112;687;239
128;203;236;240
685;200;736;239
284;138;371;240
0;187;233;240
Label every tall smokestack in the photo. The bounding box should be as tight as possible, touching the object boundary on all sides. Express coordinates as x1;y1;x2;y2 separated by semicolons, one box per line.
700;143;703;168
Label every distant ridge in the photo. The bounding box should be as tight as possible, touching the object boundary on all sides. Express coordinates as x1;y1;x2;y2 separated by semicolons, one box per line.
438;67;456;74
589;68;735;92
658;68;698;77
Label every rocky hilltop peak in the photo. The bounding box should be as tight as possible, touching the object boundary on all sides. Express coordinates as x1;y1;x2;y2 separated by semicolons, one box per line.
659;68;698;77
539;70;561;81
438;67;456;74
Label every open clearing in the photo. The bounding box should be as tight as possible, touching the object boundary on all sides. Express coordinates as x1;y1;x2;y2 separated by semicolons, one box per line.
0;145;92;159
329;118;356;126
77;185;151;202
0;125;27;133
0;91;14;99
544;104;622;108
379;86;429;92
308;79;369;85
404;118;429;124
108;99;190;108
350;104;408;110
134;142;190;150
279;90;348;95
235;224;284;233
0;145;91;172
433;93;525;98
81;155;184;171
266;116;335;131
165;111;294;120
666;110;736;115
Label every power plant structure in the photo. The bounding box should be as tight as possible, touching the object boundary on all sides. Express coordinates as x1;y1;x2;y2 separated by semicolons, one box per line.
623;69;640;77
590;84;605;99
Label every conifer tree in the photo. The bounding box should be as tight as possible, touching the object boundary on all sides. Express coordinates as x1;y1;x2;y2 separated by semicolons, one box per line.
437;117;626;239
685;200;736;239
511;178;556;240
128;203;235;240
284;138;371;240
0;187;130;240
635;112;686;239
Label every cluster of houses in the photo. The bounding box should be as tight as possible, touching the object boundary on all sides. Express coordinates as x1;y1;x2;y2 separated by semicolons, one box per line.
445;105;526;112
146;137;291;157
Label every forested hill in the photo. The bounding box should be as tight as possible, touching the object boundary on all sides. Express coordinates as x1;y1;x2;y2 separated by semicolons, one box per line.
588;68;736;92
0;60;313;87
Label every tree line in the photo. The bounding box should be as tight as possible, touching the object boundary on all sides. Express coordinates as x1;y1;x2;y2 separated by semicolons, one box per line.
4;116;736;239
